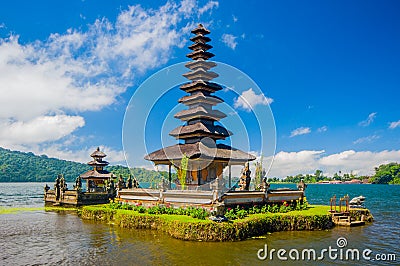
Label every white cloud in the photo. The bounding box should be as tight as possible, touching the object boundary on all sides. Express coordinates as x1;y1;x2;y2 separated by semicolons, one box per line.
29;144;125;165
353;135;380;144
0;115;84;146
198;1;219;15
317;126;328;133
233;88;273;111
232;15;238;22
358;112;377;126
268;149;400;178
0;1;218;152
389;120;400;129
221;33;238;50
290;127;311;137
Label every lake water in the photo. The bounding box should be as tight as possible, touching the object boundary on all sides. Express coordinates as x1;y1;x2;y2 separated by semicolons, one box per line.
0;183;399;265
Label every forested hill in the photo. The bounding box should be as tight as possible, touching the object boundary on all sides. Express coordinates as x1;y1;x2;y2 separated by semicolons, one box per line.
0;147;169;183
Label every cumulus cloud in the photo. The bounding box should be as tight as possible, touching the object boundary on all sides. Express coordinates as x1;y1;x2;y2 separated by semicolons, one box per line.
389;120;400;129
233;88;273;112
290;127;311;137
221;33;238;50
0;0;218;156
267;150;400;178
317;126;328;133
0;115;84;147
358;112;377;126
353;135;380;144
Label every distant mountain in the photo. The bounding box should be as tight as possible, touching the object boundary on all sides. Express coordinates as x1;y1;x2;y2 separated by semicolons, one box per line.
0;147;172;183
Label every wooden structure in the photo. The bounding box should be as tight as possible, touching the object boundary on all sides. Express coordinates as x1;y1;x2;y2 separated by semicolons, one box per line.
44;147;116;206
144;24;255;188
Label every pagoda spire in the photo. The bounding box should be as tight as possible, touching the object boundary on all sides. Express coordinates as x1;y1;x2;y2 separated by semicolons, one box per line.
170;24;231;144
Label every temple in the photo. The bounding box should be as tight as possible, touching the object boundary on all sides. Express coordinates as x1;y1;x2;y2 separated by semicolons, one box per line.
117;24;306;208
44;147;116;206
144;24;256;189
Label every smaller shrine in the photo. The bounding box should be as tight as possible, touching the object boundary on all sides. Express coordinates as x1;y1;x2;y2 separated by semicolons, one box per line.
80;147;113;192
44;147;117;206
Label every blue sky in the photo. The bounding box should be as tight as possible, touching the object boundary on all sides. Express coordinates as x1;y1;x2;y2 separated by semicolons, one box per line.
0;0;399;177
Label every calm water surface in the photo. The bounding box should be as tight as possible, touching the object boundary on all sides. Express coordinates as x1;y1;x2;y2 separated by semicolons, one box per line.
0;183;399;265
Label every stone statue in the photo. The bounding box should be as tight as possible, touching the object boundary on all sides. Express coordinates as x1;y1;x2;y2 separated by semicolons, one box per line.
117;175;125;190
127;175;133;189
107;177;115;194
75;176;82;190
261;177;270;192
59;174;67;192
54;175;61;200
238;162;251;191
133;177;139;188
297;179;307;191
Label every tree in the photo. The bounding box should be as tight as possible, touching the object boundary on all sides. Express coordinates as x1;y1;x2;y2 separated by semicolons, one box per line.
372;163;400;184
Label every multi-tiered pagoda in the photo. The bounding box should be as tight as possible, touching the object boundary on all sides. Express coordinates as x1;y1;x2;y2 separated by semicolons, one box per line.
145;24;255;188
80;147;113;191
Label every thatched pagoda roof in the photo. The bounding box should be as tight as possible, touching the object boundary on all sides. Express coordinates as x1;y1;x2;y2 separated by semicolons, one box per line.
174;106;227;121
180;80;223;93
178;92;223;106
80;169;113;180
144;142;256;164
191;24;211;35
90;147;107;158
170;122;231;139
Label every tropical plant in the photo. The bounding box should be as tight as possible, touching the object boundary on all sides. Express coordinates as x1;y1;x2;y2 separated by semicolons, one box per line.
174;154;189;190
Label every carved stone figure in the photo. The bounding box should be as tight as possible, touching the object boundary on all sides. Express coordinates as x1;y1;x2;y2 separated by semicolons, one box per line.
127;175;133;189
238;162;251;191
75;176;82;190
297;179;307;191
54;175;61;200
261;177;270;192
117;175;125;190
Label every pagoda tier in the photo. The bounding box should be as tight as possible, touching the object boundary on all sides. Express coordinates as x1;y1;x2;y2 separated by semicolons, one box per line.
190;35;211;44
188;42;212;51
191;24;211;35
186;49;214;60
180;80;223;94
178;92;223;106
182;68;218;81
170;121;231;142
174;106;227;121
185;60;216;71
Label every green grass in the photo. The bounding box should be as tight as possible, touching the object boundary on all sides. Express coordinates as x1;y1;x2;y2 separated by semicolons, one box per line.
0;206;44;214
